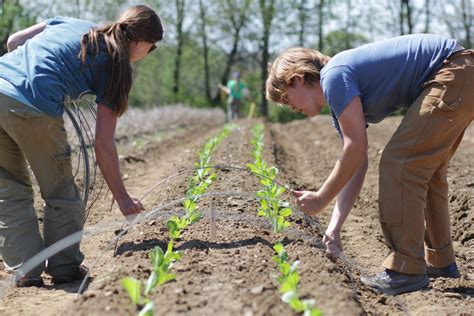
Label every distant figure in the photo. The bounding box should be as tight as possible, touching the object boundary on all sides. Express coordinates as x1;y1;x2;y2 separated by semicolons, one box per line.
225;71;247;121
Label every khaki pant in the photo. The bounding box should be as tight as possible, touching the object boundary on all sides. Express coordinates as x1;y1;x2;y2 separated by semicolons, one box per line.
379;49;474;275
0;95;84;278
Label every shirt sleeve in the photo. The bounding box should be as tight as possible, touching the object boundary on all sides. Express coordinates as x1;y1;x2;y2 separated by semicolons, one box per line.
321;66;360;119
93;52;114;110
44;16;65;26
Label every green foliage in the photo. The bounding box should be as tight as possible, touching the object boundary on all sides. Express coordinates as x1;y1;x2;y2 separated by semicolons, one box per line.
0;1;35;55
322;30;368;57
272;242;323;316
145;241;182;295
247;124;292;233
166;124;236;240
268;105;307;123
121;277;143;306
120;241;181;316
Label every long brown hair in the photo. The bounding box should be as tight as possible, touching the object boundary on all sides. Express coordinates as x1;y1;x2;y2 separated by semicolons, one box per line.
79;5;163;116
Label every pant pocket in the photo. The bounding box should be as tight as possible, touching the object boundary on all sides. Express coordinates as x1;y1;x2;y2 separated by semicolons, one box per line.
424;66;465;119
9;106;43;119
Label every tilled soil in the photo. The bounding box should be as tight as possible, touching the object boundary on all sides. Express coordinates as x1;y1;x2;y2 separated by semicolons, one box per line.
0;116;472;315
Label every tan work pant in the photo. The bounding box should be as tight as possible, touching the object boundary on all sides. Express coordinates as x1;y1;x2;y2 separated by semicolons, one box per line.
0;96;84;278
379;50;474;275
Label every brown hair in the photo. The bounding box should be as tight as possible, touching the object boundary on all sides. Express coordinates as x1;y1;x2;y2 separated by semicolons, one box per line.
79;5;163;116
266;47;331;105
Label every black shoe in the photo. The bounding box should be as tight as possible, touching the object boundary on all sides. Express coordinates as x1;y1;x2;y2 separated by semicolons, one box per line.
427;262;460;279
15;276;44;288
361;269;429;295
51;265;89;284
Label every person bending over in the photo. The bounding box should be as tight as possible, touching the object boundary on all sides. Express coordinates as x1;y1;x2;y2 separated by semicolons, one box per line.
0;5;162;287
266;34;472;295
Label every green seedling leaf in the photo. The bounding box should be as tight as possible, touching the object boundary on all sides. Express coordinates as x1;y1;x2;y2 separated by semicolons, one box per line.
184;199;197;213
275;185;286;196
120;277;141;305
279;262;291;276
272;201;280;213
166;219;179;232
144;271;158;296
187;210;202;223
273;242;284;254
164;240;182;262
305;308;323;316
138;302;154;316
288;296;305;312
280;208;292;217
158;272;176;285
280;280;297;294
150;246;165;269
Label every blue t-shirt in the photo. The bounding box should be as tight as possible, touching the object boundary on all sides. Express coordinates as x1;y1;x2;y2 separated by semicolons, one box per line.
320;34;458;135
0;16;110;117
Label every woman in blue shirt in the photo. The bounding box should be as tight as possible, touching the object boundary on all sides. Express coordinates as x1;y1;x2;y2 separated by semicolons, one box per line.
0;5;162;287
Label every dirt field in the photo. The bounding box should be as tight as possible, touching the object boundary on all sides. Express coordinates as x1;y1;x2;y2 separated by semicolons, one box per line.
0;114;472;315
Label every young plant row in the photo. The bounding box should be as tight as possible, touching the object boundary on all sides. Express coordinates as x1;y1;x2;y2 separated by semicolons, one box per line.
247;123;292;233
167;124;235;239
121;241;182;316
248;123;321;315
121;125;235;315
273;242;322;316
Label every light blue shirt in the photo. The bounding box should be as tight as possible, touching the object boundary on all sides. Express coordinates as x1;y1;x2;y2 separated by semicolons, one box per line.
320;34;458;135
0;16;110;117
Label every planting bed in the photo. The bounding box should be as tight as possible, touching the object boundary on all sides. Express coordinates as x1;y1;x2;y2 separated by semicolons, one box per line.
0;113;472;315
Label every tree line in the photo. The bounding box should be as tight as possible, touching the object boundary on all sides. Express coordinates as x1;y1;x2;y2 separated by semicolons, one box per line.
1;0;472;120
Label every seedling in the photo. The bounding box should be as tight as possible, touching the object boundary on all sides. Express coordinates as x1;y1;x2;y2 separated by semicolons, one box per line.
121;241;181;316
272;242;322;316
166;125;235;240
248;124;292;233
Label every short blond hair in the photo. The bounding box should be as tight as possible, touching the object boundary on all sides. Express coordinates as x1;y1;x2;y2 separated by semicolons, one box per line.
266;47;331;104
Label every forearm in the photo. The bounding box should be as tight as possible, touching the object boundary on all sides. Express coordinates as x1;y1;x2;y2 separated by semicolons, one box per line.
327;158;368;232
95;140;128;201
318;142;367;208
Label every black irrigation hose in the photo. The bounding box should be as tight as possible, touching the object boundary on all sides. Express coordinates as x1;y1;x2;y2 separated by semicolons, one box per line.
74;101;104;218
65;105;91;208
112;164;306;259
66;100;109;221
139;164;293;202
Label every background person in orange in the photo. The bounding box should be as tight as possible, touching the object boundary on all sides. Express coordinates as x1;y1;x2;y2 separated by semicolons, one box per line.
266;35;471;295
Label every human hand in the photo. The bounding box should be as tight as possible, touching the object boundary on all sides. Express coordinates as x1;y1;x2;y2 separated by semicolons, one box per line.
292;190;325;217
116;196;144;219
323;230;343;262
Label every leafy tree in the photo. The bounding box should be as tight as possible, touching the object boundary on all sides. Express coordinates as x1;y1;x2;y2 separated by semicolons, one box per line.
0;0;35;55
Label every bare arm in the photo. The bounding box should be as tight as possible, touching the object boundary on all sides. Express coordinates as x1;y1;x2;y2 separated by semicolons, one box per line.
294;96;368;216
324;157;368;258
95;104;143;217
7;22;46;52
318;96;368;206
